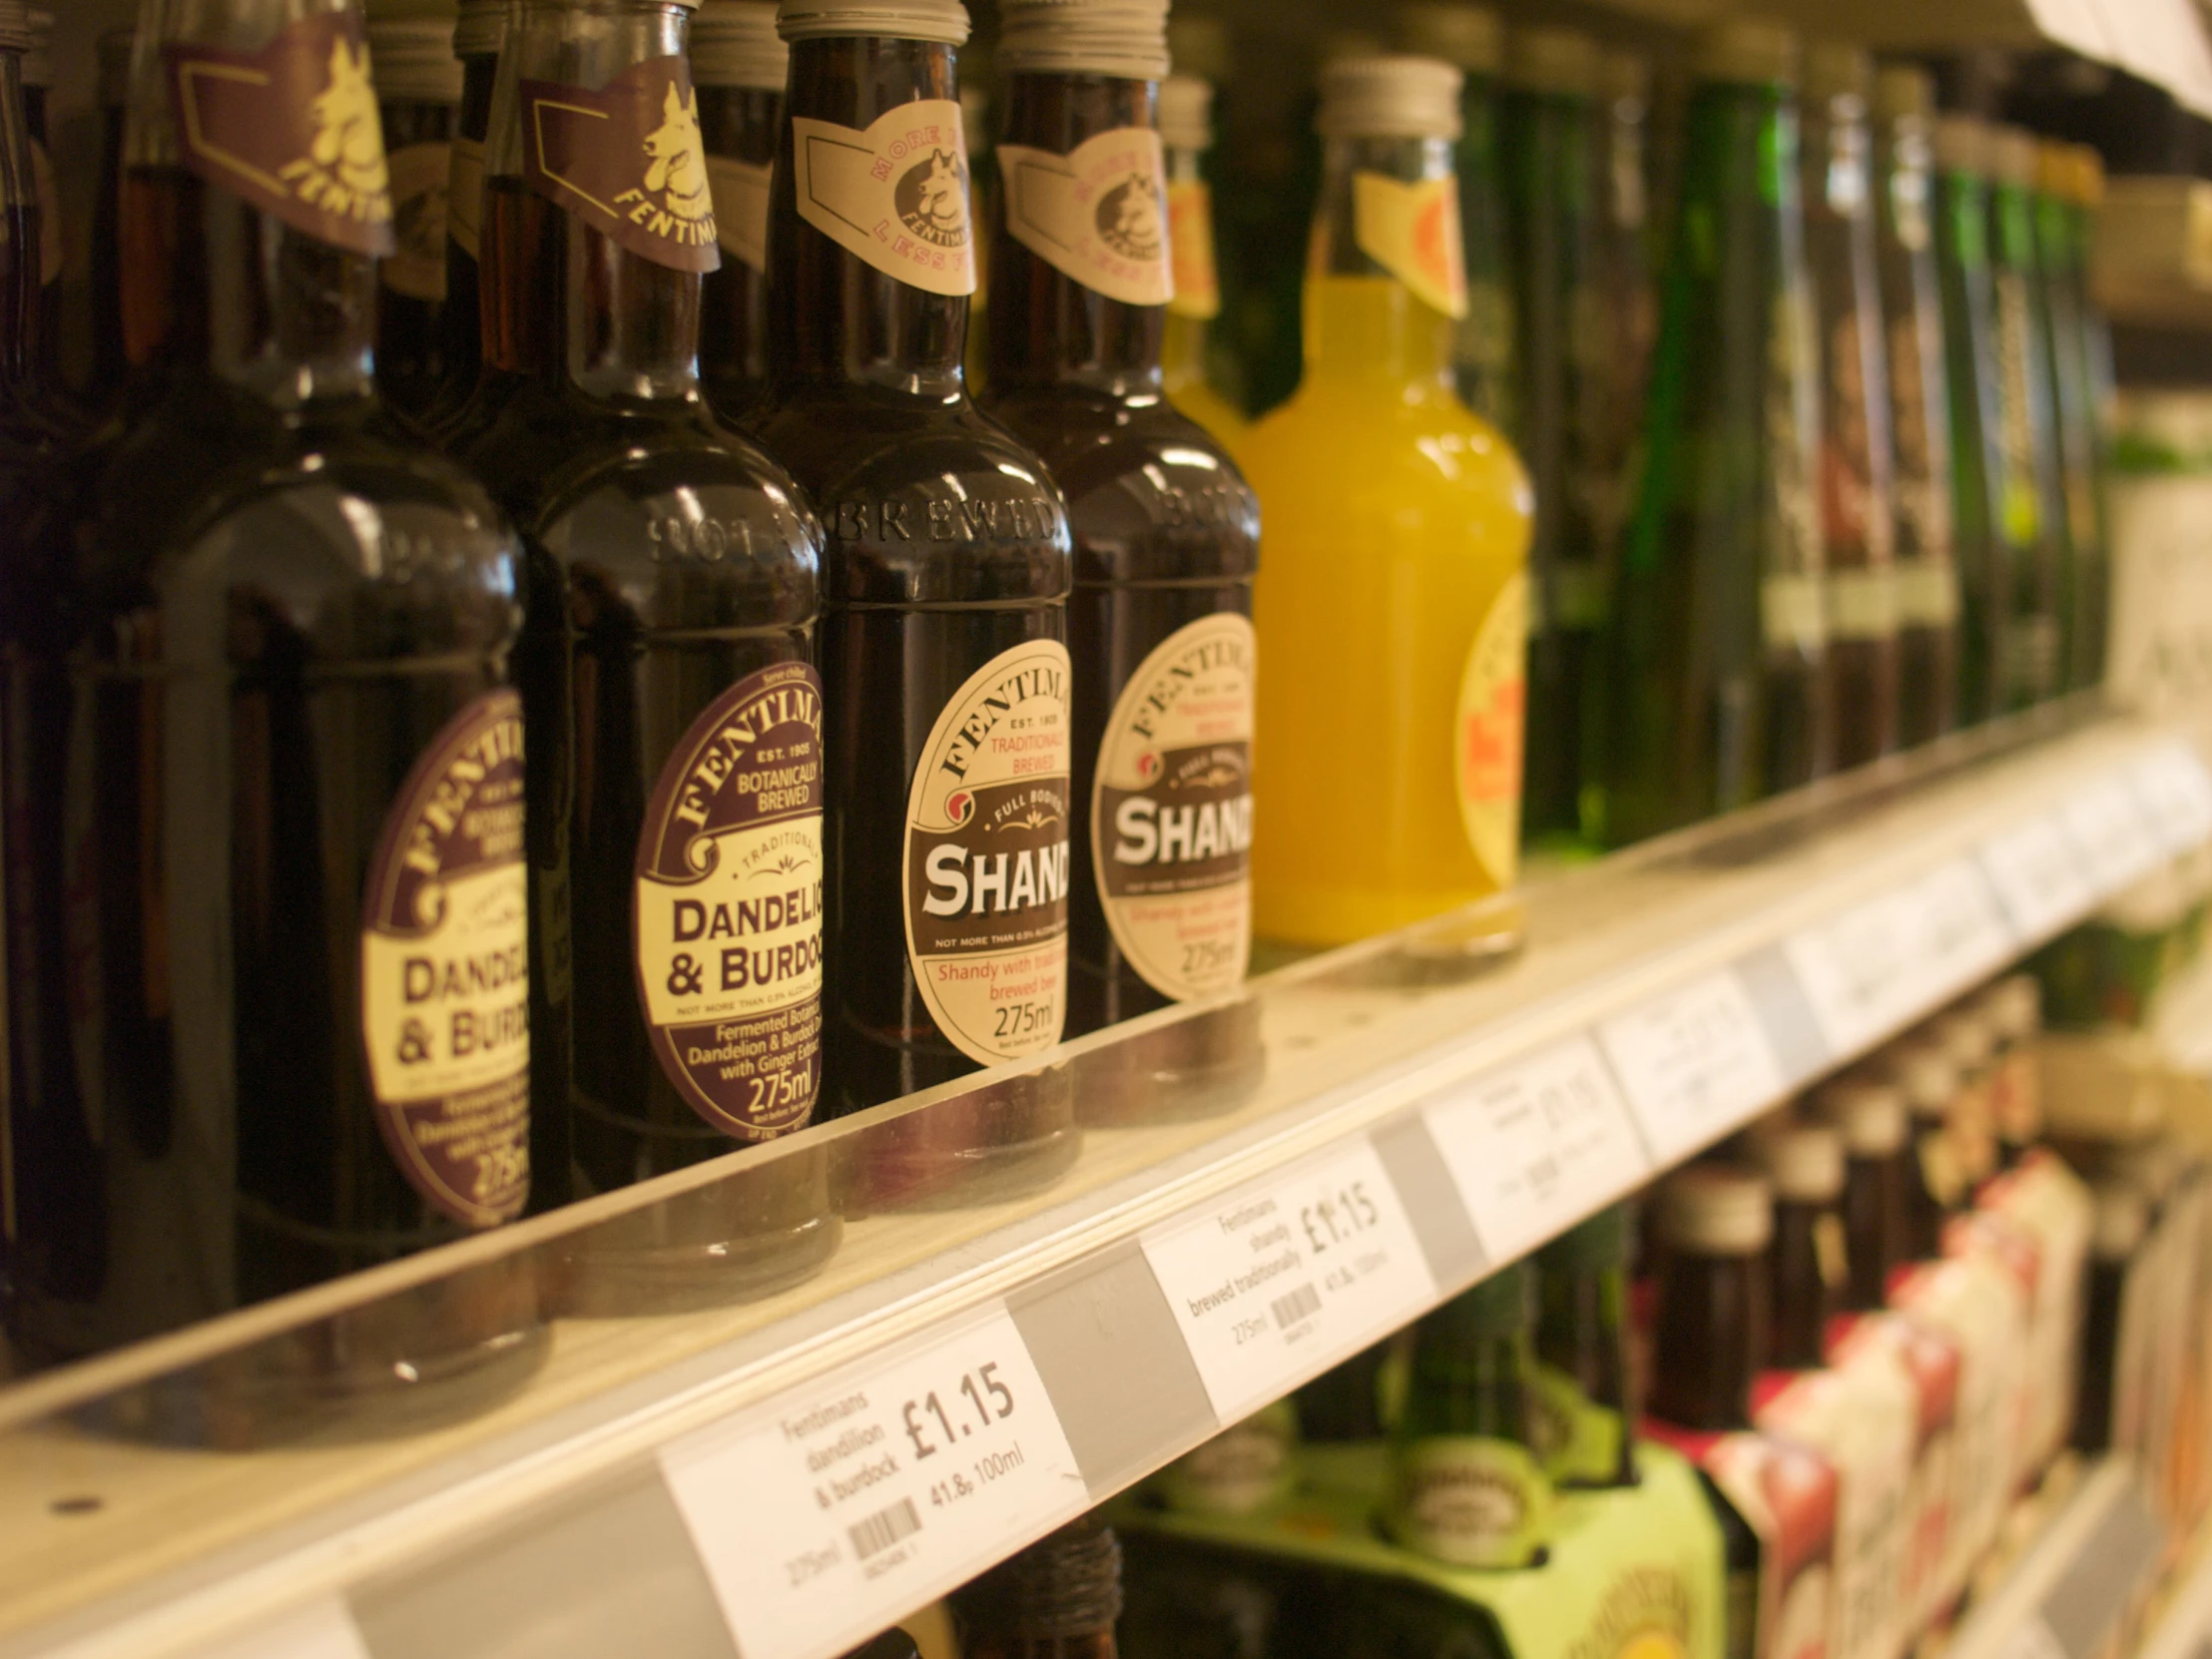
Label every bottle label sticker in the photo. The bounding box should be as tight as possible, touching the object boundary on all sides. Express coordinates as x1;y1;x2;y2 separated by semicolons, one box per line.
708;155;773;272
1092;613;1254;1003
1168;179;1220;319
522;56;722;274
903;640;1071;1066
1895;558;1959;628
1155;1400;1298;1516
383;139;450;299
1826;566;1900;641
1762;573;1828;654
29;138;59;284
1529;1362;1627;1487
790;99;977;297
164;11;396;258
1352;172;1466;319
1384;1435;1553;1568
359;691;530;1227
997;127;1174;307
447;133;485;259
1454;569;1526;890
635;663;825;1140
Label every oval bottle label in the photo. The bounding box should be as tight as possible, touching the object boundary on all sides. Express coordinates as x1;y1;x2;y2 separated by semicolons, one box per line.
634;663;825;1140
707;155;773;272
383;139;450;299
997;127;1174;306
904;640;1072;1066
1352;172;1466;319
521;56;722;274
789;99;977;297
1092;613;1254;1002
1455;569;1526;890
359;691;530;1228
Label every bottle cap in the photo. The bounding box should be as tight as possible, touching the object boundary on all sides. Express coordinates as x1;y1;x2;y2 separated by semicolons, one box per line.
98;27;135;107
1538;1203;1632;1272
367;18;464;104
1658;1165;1774;1256
1804;41;1870;104
778;0;970;47
1443;1260;1533;1335
956;1514;1123;1638
694;0;790;88
1158;74;1214;152
1989;123;2041;188
1875;63;1934;121
1760;1123;1847;1202
1319;54;1463;141
2091;1180;2147;1260
1930;1008;1996;1072
1506;27;1598;99
1601;49;1649;108
453;0;507;60
1888;1038;1958;1116
1396;3;1501;77
1698;19;1799;88
1979;974;2041;1043
1819;1076;1909;1155
0;1;30;54
1167;14;1230;82
22;6;48;89
1934;113;1990;175
999;0;1171;83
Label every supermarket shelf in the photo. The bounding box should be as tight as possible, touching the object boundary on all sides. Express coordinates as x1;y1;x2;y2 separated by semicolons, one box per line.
3;711;2210;1659
2134;1519;2212;1659
1949;1460;2167;1659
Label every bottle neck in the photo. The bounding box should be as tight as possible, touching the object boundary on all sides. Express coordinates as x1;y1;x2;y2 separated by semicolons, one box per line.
1404;1322;1532;1439
767;34;966;399
1304;134;1458;392
0;49;42;404
1158;142;1208;389
987;71;1162;396
1650;1248;1765;1431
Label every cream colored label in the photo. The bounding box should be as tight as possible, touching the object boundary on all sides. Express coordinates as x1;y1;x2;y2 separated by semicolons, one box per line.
447;134;484;259
904;640;1071;1065
1093;614;1254;1003
1896;558;1960;628
1167;178;1219;319
1353;172;1466;320
1827;566;1900;641
383;140;450;300
1763;573;1828;653
1455;570;1526;889
30;137;58;285
1386;1435;1552;1568
998;127;1173;307
708;155;773;272
791;99;976;296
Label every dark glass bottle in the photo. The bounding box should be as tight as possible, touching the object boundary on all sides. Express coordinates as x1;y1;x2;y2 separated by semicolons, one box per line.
1297;1338;1390;1441
5;0;539;1378
1593;48;1656;569
0;0;62;448
2059;146;2111;690
422;0;502;435
1871;66;1958;746
2070;1180;2144;1454
1499;25;1602;846
21;4;59;395
1385;1262;1554;1568
1980;972;2042;1167
2035;141;2105;695
370;17;463;419
1590;21;1828;846
1802;46;1898;770
1532;1203;1637;1487
694;0;785;423
1156;75;1244;445
1818;1075;1911;1311
85;26;135;413
980;0;1259;1099
1400;3;1514;433
1888;1038;1961;1260
460;0;833;1294
958;1514;1124;1659
1758;1123;1847;1370
754;0;1078;1173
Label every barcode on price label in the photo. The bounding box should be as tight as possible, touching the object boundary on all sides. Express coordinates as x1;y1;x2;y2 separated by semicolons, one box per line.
1597;973;1788;1163
1979;816;2094;940
1140;1139;1435;1421
2062;776;2163;894
660;1305;1088;1659
1421;1034;1649;1265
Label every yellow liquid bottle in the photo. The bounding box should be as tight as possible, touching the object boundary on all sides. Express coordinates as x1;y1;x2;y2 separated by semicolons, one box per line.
1242;56;1532;948
1160;75;1249;444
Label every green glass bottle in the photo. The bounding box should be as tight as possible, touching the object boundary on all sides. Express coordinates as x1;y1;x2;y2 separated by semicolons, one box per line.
2035;140;2106;693
1872;66;1958;745
1384;1262;1554;1568
1593;49;1657;559
1499;25;1602;846
1984;124;2064;710
1532;1205;1637;1488
1589;20;1828;847
1399;2;1515;433
2063;145;2113;688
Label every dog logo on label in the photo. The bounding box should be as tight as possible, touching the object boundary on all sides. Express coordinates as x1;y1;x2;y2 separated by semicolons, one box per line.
304;35;389;202
642;80;713;222
1095;172;1163;263
895;149;969;249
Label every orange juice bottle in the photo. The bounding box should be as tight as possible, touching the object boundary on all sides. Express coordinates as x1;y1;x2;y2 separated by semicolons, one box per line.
1241;55;1532;947
1158;73;1247;443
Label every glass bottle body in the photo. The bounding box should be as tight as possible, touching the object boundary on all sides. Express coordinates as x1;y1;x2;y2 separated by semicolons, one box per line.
1841;1146;1910;1309
425;42;498;434
377;91;459;417
1768;1195;1842;1370
1985;173;2063;711
1161;141;1245;444
2036;183;2103;694
1936;164;2007;726
1651;1247;1767;1431
698;81;779;423
1534;1252;1637;1486
1451;74;1515;433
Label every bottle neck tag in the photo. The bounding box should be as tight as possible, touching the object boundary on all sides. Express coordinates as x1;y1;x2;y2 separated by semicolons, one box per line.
521;56;722;274
997;126;1173;306
1351;172;1467;319
791;98;977;296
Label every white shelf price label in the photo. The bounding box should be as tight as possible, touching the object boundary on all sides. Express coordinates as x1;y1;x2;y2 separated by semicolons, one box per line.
1596;972;1788;1163
1914;857;2018;992
1421;1034;1649;1266
663;1305;1088;1659
1140;1139;1435;1422
1785;889;1928;1054
2131;744;2212;854
2062;776;2164;895
1980;816;2095;940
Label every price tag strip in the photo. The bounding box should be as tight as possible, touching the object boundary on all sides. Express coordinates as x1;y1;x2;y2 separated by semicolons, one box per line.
1979;815;2096;942
1139;1138;1436;1423
1597;972;1788;1164
2060;774;2164;896
1420;1034;1650;1267
663;1304;1089;1659
2131;743;2212;856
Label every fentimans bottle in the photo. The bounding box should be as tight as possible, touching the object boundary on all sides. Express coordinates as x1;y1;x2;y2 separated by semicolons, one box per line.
369;16;463;418
1818;1075;1912;1311
694;0;786;422
1157;74;1245;443
957;1514;1125;1659
1934;114;2007;724
423;0;502;433
1758;1122;1848;1370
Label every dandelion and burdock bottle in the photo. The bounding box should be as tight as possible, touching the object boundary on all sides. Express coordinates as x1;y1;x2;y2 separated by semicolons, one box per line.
2036;141;2106;694
957;1514;1126;1659
694;0;786;422
1499;25;1602;847
755;0;1079;1171
6;0;537;1371
369;16;463;418
461;0;833;1289
1590;21;1828;846
1243;56;1530;947
422;0;502;433
981;0;1259;1098
1157;73;1245;443
1872;66;1957;745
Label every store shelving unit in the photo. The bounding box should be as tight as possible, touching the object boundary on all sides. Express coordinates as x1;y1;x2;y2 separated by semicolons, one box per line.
1949;1462;2170;1659
3;709;2209;1659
